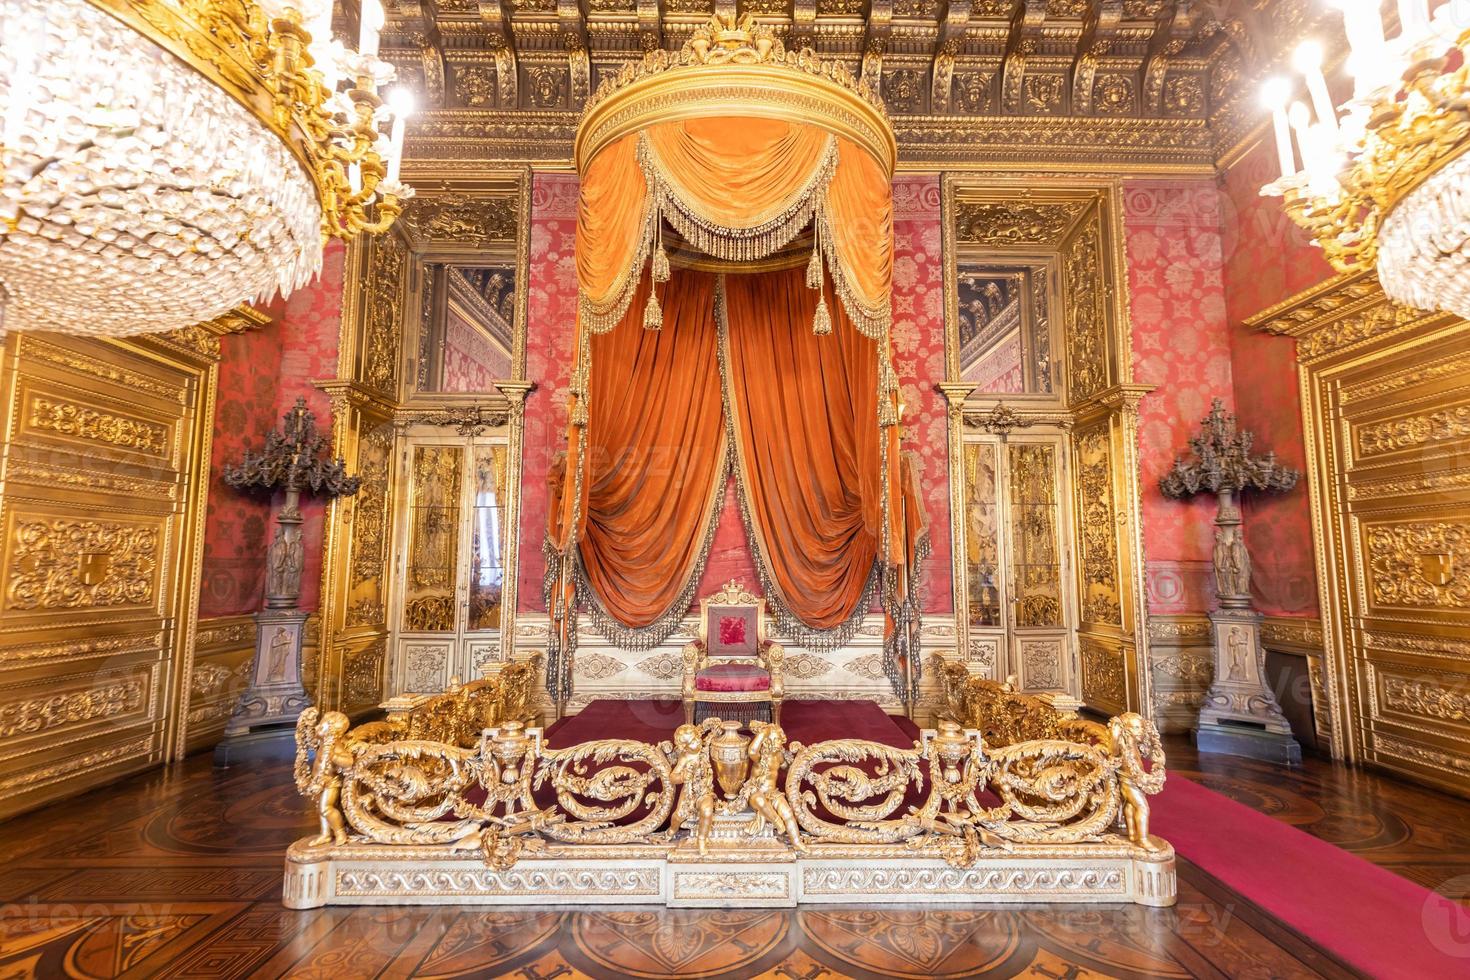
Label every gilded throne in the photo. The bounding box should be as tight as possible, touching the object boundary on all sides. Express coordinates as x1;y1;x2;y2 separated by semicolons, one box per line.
682;581;785;725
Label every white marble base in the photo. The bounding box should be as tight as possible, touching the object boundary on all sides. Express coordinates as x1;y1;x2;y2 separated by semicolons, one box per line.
283;838;1176;910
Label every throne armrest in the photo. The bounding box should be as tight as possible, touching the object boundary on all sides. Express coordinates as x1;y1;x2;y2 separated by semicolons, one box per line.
681;640;706;699
759;640;785;699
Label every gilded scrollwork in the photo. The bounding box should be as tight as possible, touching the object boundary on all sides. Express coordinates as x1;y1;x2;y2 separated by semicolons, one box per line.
1075;425;1121;625
6;519;158;611
363;233;407;395
1366;521;1470;609
26;396;169;456
293;658;1167;874
1063;227;1107;401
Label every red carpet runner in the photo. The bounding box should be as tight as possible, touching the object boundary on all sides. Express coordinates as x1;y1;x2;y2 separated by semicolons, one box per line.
548;699;1470;975
1153;774;1470;977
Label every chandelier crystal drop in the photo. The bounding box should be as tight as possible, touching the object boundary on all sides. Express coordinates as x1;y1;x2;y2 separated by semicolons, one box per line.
0;0;413;338
1259;1;1470;319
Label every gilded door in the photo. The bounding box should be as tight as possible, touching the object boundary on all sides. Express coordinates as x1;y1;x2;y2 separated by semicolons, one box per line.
389;432;511;694
0;331;215;818
959;431;1077;694
1305;310;1470;793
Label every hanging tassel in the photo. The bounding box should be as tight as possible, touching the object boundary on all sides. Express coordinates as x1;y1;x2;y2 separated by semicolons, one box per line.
643;288;663;330
812;294;832;336
571;395;588;427
805;243;823;290
653;242;671;283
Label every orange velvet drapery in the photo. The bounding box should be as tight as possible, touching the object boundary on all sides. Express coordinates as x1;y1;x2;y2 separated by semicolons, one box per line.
548;106;922;705
575;118;892;334
551;271;727;635
721;268;882;632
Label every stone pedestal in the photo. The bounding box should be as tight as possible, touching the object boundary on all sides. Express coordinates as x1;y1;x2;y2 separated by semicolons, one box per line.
214;607;311;764
1194;609;1301;764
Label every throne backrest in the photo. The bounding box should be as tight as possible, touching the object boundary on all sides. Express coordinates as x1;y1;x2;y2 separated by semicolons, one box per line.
699;580;766;659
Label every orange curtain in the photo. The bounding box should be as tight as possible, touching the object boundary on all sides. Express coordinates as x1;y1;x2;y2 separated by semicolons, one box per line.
644;118;832;232
821;140;892;333
576;133;651;326
575;270;727;632
722;267;881;631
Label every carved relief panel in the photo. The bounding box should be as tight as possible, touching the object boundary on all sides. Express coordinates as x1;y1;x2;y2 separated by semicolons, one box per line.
0;329;220;818
1254;273;1470;794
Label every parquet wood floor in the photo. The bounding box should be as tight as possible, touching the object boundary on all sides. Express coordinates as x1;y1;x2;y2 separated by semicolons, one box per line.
1;737;1466;978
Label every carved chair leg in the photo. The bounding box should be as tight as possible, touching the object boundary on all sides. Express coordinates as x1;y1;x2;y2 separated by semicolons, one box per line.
772;699;781;726
684;699;695;726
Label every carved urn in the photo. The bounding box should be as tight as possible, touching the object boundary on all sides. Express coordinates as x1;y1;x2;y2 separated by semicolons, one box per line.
710;720;751;797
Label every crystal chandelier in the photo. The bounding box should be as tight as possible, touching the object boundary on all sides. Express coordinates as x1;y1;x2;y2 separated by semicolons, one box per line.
0;0;414;338
1260;1;1470;318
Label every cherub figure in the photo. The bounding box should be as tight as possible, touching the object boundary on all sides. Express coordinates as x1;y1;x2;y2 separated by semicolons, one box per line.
294;708;355;846
745;721;804;853
1109;712;1167;852
669;722;717;855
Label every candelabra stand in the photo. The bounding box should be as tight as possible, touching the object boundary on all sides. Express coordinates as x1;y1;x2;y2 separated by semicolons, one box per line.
1161;400;1302;764
215;398;360;763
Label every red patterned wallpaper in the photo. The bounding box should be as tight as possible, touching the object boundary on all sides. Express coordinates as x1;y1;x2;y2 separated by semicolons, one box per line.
518;173;953;616
1121;179;1235;615
200;241;345;617
1220;139;1332;617
200;312;284;617
891;174;952;614
518;175;580;611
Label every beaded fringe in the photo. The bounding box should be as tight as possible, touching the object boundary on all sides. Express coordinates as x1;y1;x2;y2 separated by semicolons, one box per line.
639;132;840;264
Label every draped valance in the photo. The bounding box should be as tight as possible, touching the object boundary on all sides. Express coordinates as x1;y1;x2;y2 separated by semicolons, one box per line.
545;14;925;710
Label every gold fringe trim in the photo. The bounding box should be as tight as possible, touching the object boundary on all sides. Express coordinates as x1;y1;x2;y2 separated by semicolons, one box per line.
815;203;891;340
577;165;660;335
643;287;663;330
638;131;839;264
812;295;832;335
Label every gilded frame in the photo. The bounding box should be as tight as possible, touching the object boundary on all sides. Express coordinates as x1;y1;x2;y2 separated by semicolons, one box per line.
939;174;1152;720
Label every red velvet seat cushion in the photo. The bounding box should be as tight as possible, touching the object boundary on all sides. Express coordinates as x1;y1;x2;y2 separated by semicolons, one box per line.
695;663;771;692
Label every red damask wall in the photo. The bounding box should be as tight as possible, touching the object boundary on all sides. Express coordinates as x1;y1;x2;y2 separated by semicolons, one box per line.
517;175;579;611
891;174;952;614
199;241;345;617
1219;139;1332;617
1121;179;1236;615
517;173;954;616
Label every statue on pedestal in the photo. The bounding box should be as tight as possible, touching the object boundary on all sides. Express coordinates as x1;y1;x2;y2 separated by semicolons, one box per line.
1160;399;1303;763
216;397;361;762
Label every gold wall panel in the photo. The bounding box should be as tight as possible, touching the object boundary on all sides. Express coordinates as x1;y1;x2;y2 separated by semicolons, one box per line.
0;324;224;818
183;614;256;754
1253;272;1470;795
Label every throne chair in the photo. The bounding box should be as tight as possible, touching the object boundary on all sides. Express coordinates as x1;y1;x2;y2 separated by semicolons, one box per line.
682;581;785;725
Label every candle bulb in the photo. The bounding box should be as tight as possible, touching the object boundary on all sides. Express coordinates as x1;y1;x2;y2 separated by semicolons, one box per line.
359;0;384;59
1398;0;1431;41
1293;42;1338;135
1261;78;1296;178
1288;101;1319;173
385;88;414;184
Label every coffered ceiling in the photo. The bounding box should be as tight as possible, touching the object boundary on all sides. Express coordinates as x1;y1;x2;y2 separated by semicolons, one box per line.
378;0;1332;171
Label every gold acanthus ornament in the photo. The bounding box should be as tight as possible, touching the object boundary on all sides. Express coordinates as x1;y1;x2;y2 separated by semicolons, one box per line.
292;656;1168;868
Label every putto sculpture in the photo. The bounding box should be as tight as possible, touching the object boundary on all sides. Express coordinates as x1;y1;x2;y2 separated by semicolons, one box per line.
217;397;360;760
1160;398;1302;762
